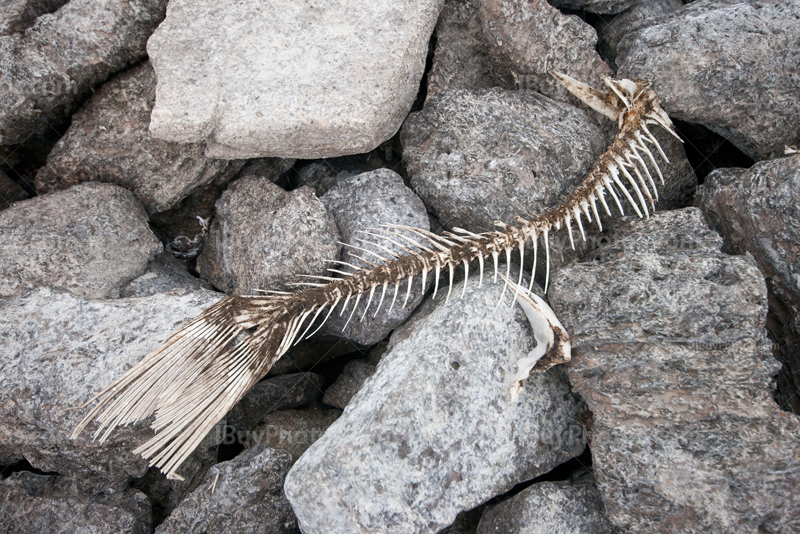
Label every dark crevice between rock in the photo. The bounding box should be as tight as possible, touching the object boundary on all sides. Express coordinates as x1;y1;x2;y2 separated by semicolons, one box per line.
673;119;754;184
0;121;70;199
0;458;60;480
410;27;437;114
766;292;800;415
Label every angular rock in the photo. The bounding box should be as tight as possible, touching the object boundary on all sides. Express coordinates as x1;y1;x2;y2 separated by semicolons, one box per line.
0;182;162;299
426;0;511;100
549;0;639;15
0;286;222;492
155;446;298;534
320;169;431;345
0;168;28;209
402;88;607;233
595;0;684;71
0;0;68;35
197;179;340;293
285;273;588;534
322;359;376;409
0;0;168;144
243;405;341;463
550;208;800;533
617;0;800;160
479;0;611;105
698;155;800;413
226;372;325;433
35;62;244;215
146;0;443;159
0;472;152;534
477;474;613;534
120;251;211;298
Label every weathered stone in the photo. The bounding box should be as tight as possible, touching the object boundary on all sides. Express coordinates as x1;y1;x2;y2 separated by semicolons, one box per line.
121;251;211;298
617;0;800;161
285;272;587;534
146;0;443;159
549;0;639;15
479;0;611;105
320;169;430;345
322;359;376;409
35;62;244;214
0;472;152;534
0;182;162;299
427;0;511;100
550;208;800;533
226;372;325;433
0;168;28;209
595;0;683;71
477;474;613;534
155;446;299;534
243;405;341;463
197;179;340;293
0;0;68;35
0;0;168;144
0;286;222;493
698;155;800;414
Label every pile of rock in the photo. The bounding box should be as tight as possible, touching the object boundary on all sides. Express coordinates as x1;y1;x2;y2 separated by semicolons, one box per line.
1;0;799;533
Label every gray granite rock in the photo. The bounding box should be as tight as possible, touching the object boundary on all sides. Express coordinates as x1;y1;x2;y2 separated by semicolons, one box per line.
146;0;443;159
320;169;431;345
617;0;800;161
0;0;68;35
595;0;684;71
697;155;800;414
0;168;28;209
226;372;325;433
285;272;588;534
0;472;152;534
35;62;244;215
243;405;341;463
0;286;222;493
402;88;606;233
120;251;211;298
477;475;613;534
427;0;511;100
549;0;639;15
479;0;611;105
155;446;299;534
322;359;376;409
550;208;800;533
197;178;340;293
0;0;167;144
0;182;162;299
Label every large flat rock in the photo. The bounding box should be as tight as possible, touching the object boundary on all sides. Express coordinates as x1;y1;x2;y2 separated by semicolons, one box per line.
550;208;800;533
146;0;443;159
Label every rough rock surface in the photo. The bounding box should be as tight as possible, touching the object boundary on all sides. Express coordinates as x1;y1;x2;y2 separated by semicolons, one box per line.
0;0;168;144
322;359;376;409
595;0;684;71
402;88;606;233
35;62;244;214
479;0;611;105
426;0;511;100
285;273;587;534
0;0;68;35
244;405;341;463
226;372;325;433
550;208;800;533
549;0;639;15
0;472;152;534
0;168;28;209
698;155;800;414
121;251;211;298
617;0;800;160
146;0;443;159
320;169;431;345
0;286;222;492
477;475;613;534
156;446;299;534
0;182;162;299
197;178;340;293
